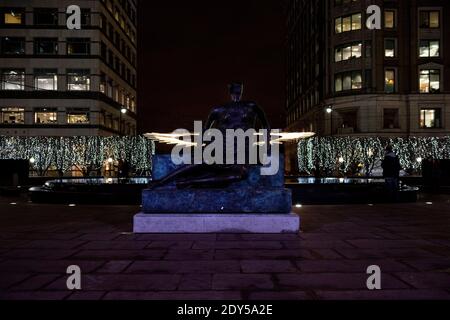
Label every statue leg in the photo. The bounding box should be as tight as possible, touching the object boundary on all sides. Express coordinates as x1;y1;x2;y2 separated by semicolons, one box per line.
149;164;206;189
175;165;249;189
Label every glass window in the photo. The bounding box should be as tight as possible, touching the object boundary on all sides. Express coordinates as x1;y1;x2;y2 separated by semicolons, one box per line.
34;8;58;25
34;38;58;55
1;69;25;90
4;9;25;24
67;38;90;55
67;69;90;91
100;73;106;94
419;40;440;57
1;37;25;55
34;108;57;124
342;16;351;32
420;109;441;128
335;71;362;92
1;107;25;124
384;109;400;129
419;69;440;93
352;71;362;89
335;13;361;33
385;69;396;93
420;11;440;28
67;109;90;124
385;39;396;57
34;69;58;91
384;10;395;28
351;13;361;30
335;43;362;62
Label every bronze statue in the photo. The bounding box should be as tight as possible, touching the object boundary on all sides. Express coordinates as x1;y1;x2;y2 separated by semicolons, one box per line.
150;82;271;189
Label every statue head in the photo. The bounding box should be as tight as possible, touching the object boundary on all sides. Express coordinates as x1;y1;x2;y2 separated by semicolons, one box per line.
229;82;243;102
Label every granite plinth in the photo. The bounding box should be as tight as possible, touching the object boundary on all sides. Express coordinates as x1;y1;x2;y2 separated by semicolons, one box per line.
142;187;292;214
133;213;300;233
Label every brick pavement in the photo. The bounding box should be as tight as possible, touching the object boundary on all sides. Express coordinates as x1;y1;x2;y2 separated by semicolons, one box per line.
0;195;449;300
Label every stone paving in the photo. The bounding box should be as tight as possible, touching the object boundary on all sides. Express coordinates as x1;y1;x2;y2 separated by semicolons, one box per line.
0;194;449;300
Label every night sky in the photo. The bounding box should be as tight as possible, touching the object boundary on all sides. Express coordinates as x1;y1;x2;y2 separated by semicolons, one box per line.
137;0;288;134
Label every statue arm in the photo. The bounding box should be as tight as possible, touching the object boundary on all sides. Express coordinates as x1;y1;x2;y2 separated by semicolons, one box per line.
253;103;271;131
204;108;219;131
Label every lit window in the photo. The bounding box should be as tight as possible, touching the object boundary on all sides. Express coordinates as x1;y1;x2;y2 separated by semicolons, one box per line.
34;69;58;91
419;40;440;57
351;13;361;30
1;107;25;124
4;10;24;24
385;69;396;93
335;43;362;62
67;69;90;91
384;109;399;129
335;71;362;92
384;10;395;28
342;16;351;32
420;109;441;128
419;69;440;93
67;109;90;124
34;108;57;124
385;39;396;57
420;11;440;28
335;13;361;33
1;69;25;90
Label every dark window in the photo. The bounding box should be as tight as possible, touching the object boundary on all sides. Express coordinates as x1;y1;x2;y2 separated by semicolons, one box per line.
81;9;91;26
1;37;25;54
108;50;114;66
67;38;90;55
34;8;58;25
384;109;400;129
101;42;107;60
34;38;58;55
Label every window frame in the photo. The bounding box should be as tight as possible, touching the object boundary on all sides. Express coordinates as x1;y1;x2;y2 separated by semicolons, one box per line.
419;69;441;93
420;108;442;129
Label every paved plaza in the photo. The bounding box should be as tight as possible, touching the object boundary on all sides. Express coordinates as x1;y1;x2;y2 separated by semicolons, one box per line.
0;194;449;300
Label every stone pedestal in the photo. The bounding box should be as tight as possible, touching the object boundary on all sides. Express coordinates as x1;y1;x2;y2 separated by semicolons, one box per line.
134;154;299;233
133;213;300;234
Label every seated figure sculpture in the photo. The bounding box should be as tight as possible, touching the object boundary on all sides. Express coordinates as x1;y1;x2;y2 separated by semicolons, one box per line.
150;82;270;189
143;82;292;214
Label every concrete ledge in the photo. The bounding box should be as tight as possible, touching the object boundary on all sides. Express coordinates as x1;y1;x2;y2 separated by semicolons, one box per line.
133;213;300;234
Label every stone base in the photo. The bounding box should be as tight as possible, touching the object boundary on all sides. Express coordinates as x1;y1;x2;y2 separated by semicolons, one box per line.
142;188;292;214
133;213;300;234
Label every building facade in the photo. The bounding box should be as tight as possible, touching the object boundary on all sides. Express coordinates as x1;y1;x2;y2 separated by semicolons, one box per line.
0;0;137;136
286;0;450;173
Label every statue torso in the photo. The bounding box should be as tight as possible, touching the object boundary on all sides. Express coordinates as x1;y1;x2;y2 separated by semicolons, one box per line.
209;101;259;132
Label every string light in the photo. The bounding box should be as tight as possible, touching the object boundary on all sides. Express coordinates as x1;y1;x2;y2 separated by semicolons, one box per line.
297;136;450;176
0;136;155;176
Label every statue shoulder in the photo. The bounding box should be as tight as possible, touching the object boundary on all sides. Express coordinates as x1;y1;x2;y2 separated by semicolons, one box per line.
245;101;263;111
244;101;258;107
208;105;225;116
